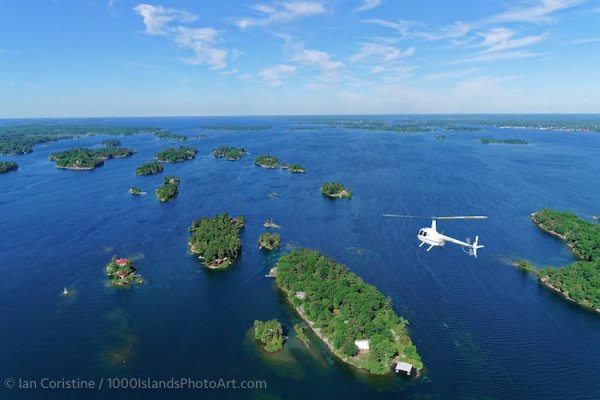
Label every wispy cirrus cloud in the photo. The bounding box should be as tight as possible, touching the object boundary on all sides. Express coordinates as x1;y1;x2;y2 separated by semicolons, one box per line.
133;3;197;35
260;64;297;86
454;75;517;98
235;1;326;29
563;36;600;45
366;0;584;42
451;50;547;64
356;0;382;12
134;3;231;70
477;28;547;53
350;43;415;63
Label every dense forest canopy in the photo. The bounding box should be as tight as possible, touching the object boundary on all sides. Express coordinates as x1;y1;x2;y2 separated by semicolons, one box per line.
276;249;422;374
155;146;198;163
211;146;248;161
0;124;165;155
155;176;180;202
255;155;279;168
0;161;18;173
49;147;135;169
254;319;284;352
188;213;244;267
533;209;600;309
136;161;164;176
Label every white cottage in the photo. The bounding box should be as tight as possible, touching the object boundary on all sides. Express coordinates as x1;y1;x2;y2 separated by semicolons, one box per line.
354;339;370;352
395;362;413;375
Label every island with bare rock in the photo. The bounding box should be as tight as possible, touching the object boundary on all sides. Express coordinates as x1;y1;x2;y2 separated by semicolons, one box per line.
155;146;198;163
321;182;352;199
211;146;248;161
155;176;180;202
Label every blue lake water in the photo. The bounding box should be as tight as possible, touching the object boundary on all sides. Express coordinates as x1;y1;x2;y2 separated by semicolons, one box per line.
1;116;600;400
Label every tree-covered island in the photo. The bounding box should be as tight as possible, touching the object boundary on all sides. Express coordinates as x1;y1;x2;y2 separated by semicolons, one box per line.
188;213;245;269
276;249;423;375
155;176;180;202
49;147;135;170
254;319;284;352
255;155;279;168
521;209;600;312
0;161;18;173
254;155;306;173
153;130;187;141
211;146;248;161
102;139;121;147
105;256;141;287
136;161;164;176
258;232;281;250
155;146;198;163
481;139;529;144
321;182;352;199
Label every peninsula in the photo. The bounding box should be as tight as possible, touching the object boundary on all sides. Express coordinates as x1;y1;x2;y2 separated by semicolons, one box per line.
321;182;352;199
49;147;135;170
276;249;423;375
211;146;248;161
524;209;600;312
136;161;164;176
105;256;141;287
0;124;168;155
188;213;245;269
155;176;180;202
258;232;281;250
254;319;284;352
0;161;18;173
155;146;198;163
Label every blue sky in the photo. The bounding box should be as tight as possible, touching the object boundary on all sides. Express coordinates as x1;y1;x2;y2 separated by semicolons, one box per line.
1;0;599;117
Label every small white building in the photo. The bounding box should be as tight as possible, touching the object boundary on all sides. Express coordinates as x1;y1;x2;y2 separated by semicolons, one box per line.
295;291;306;300
354;339;370;352
395;362;413;375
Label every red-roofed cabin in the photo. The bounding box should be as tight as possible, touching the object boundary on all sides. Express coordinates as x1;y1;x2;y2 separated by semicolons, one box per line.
116;258;128;267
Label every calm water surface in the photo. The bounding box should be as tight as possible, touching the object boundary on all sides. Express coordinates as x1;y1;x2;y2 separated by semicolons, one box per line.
1;116;599;400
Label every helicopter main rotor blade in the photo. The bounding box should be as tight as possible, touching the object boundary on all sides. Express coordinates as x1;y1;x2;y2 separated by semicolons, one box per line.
432;216;488;220
383;214;488;219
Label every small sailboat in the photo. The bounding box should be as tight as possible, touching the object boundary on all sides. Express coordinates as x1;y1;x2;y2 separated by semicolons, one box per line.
63;287;70;296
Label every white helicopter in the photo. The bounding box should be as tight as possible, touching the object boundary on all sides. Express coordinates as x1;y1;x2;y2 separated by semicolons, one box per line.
383;214;488;258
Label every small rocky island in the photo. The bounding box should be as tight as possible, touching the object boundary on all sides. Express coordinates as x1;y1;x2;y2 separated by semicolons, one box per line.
49;147;135;170
258;232;281;250
481;138;529;144
155;176;180;202
129;187;146;196
255;155;306;173
521;209;600;313
254;319;284;352
211;146;248;161
136;161;164;176
321;182;352;199
101;139;121;147
188;213;245;269
276;248;423;375
155;146;198;163
106;256;141;287
0;161;18;173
